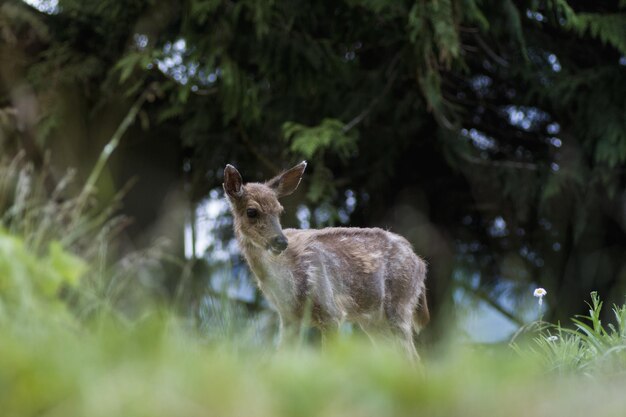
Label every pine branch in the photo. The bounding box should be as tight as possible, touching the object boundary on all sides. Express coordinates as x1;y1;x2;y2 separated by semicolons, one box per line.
473;34;510;67
459;153;539;171
458;280;525;326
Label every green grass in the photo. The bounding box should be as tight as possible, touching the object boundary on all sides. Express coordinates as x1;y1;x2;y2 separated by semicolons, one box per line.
2;307;626;417
514;292;626;375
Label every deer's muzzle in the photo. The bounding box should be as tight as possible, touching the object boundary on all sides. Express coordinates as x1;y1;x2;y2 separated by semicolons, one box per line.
269;235;288;254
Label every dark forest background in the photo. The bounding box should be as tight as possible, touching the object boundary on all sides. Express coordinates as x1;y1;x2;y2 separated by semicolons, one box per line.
1;0;625;340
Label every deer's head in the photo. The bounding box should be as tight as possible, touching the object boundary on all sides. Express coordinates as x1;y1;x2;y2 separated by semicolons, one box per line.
223;162;306;255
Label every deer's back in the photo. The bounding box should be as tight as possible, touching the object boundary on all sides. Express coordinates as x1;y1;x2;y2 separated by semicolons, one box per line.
284;227;413;269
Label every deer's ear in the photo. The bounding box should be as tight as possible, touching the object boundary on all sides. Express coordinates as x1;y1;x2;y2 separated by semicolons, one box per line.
223;164;244;199
267;161;307;198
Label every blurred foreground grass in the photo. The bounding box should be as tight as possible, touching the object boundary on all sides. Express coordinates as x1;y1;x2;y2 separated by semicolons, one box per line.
3;309;626;417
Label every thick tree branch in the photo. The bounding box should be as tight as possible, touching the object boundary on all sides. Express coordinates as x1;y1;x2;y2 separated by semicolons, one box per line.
343;52;401;133
237;122;281;174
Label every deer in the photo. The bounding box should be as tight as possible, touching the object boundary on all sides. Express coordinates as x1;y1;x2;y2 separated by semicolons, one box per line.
223;161;429;360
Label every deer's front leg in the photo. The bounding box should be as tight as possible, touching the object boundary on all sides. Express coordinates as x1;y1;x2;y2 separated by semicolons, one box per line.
319;319;342;349
276;315;302;348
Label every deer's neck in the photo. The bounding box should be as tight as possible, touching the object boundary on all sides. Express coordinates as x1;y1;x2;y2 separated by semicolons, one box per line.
238;237;300;317
238;238;289;281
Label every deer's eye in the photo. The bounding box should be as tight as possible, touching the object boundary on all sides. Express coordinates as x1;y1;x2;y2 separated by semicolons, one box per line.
246;208;259;218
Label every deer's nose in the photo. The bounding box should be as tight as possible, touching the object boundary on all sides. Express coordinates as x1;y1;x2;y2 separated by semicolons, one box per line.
270;235;288;252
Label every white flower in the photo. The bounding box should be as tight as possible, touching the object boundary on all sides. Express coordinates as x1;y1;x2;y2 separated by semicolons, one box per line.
547;335;558;342
533;287;547;306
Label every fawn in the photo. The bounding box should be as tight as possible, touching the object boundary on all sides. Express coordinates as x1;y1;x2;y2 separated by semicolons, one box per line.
223;161;429;359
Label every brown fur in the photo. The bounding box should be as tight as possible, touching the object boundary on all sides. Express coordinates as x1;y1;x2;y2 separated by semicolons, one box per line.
223;162;429;359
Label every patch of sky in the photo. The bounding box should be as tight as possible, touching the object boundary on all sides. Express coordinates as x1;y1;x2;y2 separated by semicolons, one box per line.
184;189;232;260
503;105;550;131
299;196;357;228
519;245;544;267
520;245;529;257
338;209;350;224
549;137;562;148
526;9;546;22
342;42;362;62
457;239;484;256
453;272;540;343
547;53;561;72
296;205;311;229
314;206;332;226
184;189;259;304
337;189;357;224
469;75;492;97
134;33;149;50
156;39;218;86
546;122;560;135
488;216;508;238
157;40;187;83
208;265;257;302
344;190;356;214
619;56;626;66
461;128;497;151
22;0;58;14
